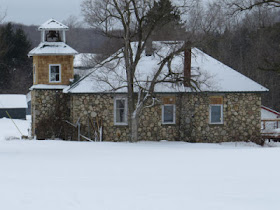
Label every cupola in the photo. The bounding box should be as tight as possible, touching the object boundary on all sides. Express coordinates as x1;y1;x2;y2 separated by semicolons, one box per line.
39;18;68;43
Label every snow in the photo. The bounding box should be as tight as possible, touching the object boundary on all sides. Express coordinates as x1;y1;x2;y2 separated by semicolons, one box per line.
28;42;78;56
0;118;29;139
0;118;280;209
66;41;268;94
26;92;31;102
261;106;280;133
0;94;27;109
74;53;99;68
38;18;69;31
74;53;99;77
30;84;68;90
261;106;280;119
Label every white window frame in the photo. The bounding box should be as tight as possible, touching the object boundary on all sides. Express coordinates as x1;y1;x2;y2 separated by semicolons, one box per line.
114;97;128;125
33;64;36;84
49;64;61;83
162;104;176;124
209;104;223;124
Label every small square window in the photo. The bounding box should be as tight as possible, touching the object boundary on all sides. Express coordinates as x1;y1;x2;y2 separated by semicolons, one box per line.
114;97;127;125
49;64;61;83
162;104;175;124
210;105;223;124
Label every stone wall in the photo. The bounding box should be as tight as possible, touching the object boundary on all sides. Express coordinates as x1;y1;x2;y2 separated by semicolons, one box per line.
33;55;74;85
180;93;262;142
31;89;70;139
69;92;262;142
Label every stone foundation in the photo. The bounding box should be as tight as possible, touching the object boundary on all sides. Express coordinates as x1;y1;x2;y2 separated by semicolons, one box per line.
31;89;70;139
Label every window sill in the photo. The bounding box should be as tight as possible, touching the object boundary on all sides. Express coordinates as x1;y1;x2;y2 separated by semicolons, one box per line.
49;81;61;83
162;122;176;125
114;123;128;126
209;122;224;125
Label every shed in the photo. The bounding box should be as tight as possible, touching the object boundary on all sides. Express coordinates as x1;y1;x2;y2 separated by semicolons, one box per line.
0;95;28;119
261;106;280;119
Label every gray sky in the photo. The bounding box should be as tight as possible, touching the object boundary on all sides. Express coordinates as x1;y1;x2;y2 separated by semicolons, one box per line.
1;0;83;25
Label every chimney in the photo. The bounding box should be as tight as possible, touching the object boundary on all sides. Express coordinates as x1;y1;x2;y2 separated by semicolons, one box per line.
145;38;153;56
184;42;191;87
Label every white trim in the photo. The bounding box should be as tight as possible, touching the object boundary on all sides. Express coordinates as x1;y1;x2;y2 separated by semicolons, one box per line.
62;31;66;43
162;104;176;124
209;104;223;124
49;64;61;83
41;31;45;42
114;97;128;125
30;85;68;90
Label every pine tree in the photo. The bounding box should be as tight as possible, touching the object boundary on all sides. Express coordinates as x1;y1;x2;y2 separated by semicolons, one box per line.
145;0;184;40
0;23;32;93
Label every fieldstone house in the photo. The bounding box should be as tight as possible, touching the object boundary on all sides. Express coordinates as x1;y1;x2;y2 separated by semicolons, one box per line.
29;19;268;142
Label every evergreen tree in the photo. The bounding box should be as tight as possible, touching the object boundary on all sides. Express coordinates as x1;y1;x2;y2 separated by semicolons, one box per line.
0;23;32;93
145;0;181;27
145;0;184;40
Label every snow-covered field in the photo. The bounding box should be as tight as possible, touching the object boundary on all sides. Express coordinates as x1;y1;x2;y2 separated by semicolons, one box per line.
0;118;280;210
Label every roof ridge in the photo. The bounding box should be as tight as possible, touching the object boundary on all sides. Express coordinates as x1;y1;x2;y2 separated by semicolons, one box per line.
38;18;69;31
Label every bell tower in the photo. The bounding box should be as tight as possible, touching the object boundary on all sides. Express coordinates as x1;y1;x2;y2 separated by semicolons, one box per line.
29;19;78;139
29;19;78;86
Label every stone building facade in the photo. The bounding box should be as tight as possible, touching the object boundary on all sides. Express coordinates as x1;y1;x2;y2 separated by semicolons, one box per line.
68;92;262;142
31;89;70;139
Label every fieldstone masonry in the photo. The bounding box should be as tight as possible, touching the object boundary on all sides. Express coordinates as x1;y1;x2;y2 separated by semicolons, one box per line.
67;92;261;142
31;89;70;139
180;93;262;142
31;90;261;142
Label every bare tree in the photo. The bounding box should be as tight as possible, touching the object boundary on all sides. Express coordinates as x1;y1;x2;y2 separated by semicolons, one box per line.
225;0;280;14
0;7;6;23
81;0;194;142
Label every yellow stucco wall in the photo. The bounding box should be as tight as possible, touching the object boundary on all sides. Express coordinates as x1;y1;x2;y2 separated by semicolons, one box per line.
33;55;74;85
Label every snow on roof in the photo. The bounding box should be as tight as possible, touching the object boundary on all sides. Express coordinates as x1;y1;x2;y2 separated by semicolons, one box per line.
38;19;68;31
28;42;78;56
261;106;280;119
74;68;94;78
74;53;99;68
64;41;268;94
0;95;27;109
30;85;68;90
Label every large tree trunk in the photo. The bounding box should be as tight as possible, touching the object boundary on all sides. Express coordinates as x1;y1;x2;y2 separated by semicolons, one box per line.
130;113;139;142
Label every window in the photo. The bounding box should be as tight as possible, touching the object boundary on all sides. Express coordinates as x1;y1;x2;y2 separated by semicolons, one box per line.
33;64;36;83
114;97;127;125
49;64;61;83
162;104;176;124
210;105;223;124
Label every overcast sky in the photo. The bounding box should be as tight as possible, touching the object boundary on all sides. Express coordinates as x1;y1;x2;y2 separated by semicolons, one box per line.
0;0;83;25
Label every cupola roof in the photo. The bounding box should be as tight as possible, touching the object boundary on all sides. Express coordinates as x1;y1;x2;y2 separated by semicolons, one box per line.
38;18;69;31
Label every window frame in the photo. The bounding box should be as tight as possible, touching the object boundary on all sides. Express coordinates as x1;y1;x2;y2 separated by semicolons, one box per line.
162;104;176;125
49;64;61;83
114;97;128;126
209;104;223;124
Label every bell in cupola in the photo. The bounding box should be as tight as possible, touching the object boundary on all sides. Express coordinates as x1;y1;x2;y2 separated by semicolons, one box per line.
46;30;61;42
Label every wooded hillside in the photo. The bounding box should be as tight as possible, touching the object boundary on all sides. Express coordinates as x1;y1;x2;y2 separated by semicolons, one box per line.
0;0;279;112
